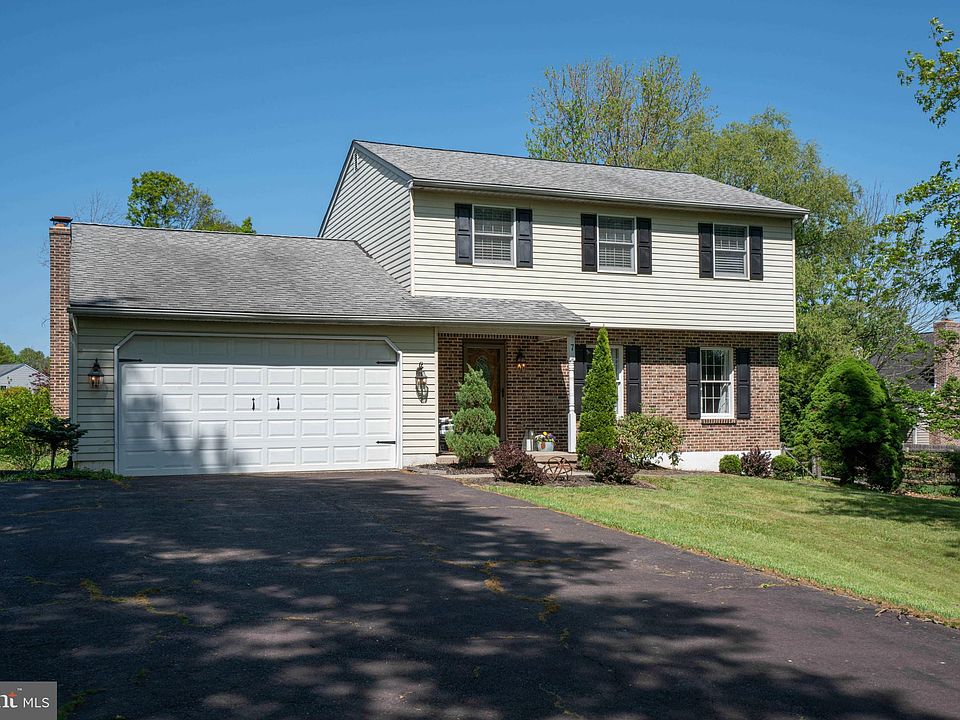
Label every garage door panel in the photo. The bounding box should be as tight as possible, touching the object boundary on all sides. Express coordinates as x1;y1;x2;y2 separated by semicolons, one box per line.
118;336;398;476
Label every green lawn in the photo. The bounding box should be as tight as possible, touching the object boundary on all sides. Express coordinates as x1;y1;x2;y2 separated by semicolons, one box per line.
488;475;960;624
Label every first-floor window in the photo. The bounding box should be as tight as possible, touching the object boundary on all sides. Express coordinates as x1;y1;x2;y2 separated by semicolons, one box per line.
473;206;514;265
714;224;748;278
598;215;635;272
700;347;733;417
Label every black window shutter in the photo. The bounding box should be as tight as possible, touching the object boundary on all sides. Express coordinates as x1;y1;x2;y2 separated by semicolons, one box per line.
455;204;472;265
625;345;642;413
516;208;533;268
574;344;594;414
581;214;598;272
736;348;751;419
686;347;701;419
749;226;763;280
636;218;652;275
698;223;714;278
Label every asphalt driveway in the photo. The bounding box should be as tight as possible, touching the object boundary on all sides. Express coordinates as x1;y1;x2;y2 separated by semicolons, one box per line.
2;472;958;719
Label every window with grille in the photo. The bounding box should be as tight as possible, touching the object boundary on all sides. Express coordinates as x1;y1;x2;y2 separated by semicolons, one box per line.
714;224;748;278
598;215;635;271
700;347;733;417
473;206;514;264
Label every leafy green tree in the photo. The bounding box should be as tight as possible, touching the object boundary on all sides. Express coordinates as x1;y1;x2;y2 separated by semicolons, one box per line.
577;328;618;462
0;342;17;365
16;347;49;374
445;367;499;466
797;358;911;490
126;171;255;233
25;416;86;471
527;56;714;170
0;387;52;470
899;17;960;127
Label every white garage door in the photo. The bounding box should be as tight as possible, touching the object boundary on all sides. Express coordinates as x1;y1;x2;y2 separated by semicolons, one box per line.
117;335;399;476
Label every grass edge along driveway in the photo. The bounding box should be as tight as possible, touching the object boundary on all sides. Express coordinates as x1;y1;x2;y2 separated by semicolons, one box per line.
486;474;960;626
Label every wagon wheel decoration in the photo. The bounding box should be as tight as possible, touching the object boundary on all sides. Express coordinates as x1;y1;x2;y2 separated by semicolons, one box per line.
545;456;573;480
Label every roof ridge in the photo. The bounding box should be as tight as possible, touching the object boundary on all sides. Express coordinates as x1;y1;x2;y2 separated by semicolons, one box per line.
356;139;699;176
72;222;358;242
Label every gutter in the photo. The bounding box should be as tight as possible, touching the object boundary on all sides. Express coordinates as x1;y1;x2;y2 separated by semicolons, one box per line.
68;305;589;329
410;179;809;219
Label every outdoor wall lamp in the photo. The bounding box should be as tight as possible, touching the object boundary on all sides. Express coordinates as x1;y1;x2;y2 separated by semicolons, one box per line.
415;362;429;403
515;348;527;369
88;359;104;389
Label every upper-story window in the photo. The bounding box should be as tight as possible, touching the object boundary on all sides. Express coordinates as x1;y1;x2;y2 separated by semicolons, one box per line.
598;215;635;272
473;206;515;265
714;224;748;279
700;347;733;417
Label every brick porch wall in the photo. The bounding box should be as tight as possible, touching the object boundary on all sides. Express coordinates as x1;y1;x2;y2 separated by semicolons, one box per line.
438;329;781;454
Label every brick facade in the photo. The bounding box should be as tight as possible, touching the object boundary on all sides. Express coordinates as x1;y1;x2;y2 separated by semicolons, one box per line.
49;217;72;417
930;319;960;447
438;329;781;454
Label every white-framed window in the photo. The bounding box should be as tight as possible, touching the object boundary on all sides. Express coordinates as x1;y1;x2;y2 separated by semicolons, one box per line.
598;215;635;272
700;347;734;417
588;344;626;417
714;224;748;279
473;205;515;265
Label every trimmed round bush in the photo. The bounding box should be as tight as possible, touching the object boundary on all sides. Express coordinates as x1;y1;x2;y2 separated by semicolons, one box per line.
492;442;546;485
445;366;500;466
588;446;636;484
718;454;742;475
771;454;799;481
797;357;911;490
616;411;684;467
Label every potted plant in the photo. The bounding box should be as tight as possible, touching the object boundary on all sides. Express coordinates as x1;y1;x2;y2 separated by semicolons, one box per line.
535;431;556;452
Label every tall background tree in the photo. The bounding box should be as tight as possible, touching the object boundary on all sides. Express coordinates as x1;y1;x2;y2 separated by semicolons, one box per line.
528;56;952;444
126;170;255;233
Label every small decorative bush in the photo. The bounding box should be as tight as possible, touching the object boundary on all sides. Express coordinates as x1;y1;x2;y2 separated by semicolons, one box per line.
587;446;636;484
616;411;684;467
771;454;799;481
0;387;53;470
740;447;772;477
445;366;500;466
577;328;618;465
797;357;910;490
718;454;742;475
24;416;86;470
492;443;546;485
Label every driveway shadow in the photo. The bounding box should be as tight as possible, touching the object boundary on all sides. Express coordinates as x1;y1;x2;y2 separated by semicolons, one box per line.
2;473;957;719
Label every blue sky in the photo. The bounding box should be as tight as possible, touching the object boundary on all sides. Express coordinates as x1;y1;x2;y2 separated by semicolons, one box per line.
2;1;957;353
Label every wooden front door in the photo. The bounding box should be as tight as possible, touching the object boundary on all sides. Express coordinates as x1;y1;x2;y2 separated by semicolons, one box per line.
463;343;505;440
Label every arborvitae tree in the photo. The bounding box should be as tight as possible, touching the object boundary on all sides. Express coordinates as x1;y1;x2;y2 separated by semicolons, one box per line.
797;357;911;490
577;328;618;463
446;366;499;466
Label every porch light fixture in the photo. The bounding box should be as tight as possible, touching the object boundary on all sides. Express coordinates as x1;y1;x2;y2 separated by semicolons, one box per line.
88;359;104;389
514;348;527;370
415;362;429;403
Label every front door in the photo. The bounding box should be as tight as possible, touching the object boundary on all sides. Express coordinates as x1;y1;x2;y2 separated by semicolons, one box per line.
463;343;505;440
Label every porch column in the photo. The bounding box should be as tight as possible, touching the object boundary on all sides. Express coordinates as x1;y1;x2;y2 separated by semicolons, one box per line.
567;333;577;452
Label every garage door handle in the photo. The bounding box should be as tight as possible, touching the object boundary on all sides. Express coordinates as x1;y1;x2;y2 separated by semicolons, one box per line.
376;440;396;445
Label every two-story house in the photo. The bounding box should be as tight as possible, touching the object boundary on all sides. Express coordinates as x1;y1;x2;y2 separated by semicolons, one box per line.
50;141;806;476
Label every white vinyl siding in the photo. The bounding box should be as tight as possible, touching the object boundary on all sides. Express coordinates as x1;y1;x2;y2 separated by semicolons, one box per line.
411;190;797;331
713;224;748;279
598;215;635;272
71;316;437;471
473;206;514;265
700;347;733;417
322;149;412;289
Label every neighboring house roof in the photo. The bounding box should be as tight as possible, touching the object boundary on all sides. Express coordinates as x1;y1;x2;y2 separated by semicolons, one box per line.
69;223;586;328
355;140;809;218
0;363;27;377
876;332;936;392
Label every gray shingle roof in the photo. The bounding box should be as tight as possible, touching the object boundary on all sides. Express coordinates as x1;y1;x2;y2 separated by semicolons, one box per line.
69;224;585;327
357;141;808;217
876;332;936;392
0;364;26;377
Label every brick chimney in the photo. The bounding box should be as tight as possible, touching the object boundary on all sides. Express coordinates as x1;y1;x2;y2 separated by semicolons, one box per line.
49;216;72;417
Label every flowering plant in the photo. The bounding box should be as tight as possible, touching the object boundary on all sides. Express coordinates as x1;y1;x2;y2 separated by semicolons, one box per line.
535;431;556;444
